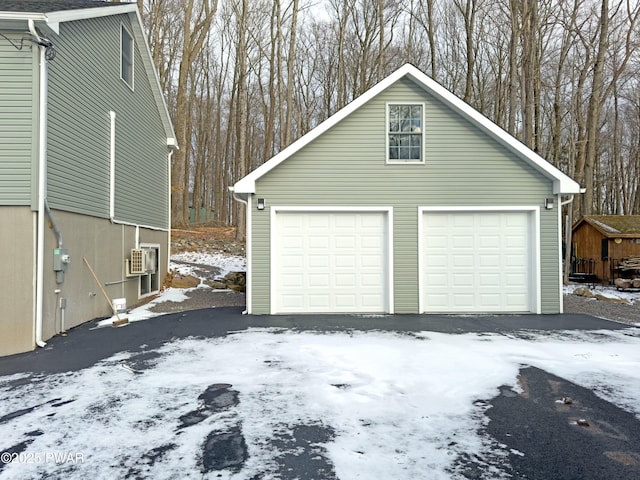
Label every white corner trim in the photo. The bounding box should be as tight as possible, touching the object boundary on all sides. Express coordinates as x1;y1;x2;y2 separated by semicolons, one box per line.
246;195;253;314
233;64;581;195
269;206;394;315
418;206;541;314
557;193;564;314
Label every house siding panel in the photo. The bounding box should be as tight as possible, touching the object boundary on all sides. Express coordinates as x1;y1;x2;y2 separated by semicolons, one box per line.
0;32;35;205
252;78;560;314
47;14;169;228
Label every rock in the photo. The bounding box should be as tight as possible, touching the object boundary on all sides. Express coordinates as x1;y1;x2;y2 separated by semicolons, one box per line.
228;284;245;292
224;272;246;287
633;278;640;288
573;287;594;297
207;281;228;290
594;294;630;304
171;274;200;288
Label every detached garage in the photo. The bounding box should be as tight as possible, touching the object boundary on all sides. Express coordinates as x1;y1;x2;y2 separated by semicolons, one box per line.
232;64;581;315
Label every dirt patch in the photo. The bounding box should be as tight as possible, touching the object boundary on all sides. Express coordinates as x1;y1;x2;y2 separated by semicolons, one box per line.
171;226;245;257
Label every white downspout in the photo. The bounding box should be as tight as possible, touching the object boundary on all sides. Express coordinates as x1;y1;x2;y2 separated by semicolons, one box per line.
167;149;173;269
109;111;116;220
559;193;577;312
230;186;250;315
30;20;47;348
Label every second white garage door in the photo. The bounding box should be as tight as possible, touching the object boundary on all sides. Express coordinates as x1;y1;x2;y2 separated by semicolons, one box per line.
421;210;534;313
273;210;390;314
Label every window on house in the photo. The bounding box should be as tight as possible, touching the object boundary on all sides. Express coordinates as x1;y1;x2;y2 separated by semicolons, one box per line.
139;244;160;297
387;104;424;163
121;24;134;88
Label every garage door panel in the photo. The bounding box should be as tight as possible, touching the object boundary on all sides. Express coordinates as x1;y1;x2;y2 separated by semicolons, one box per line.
281;255;304;269
479;255;500;267
308;255;330;268
335;273;356;287
423;211;532;313
335;255;356;268
281;294;304;309
361;273;383;287
309;236;330;248
281;273;305;288
274;211;389;313
308;274;330;288
309;294;330;308
452;255;474;268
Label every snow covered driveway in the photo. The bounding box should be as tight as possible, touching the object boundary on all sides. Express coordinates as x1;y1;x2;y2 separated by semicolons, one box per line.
1;325;640;479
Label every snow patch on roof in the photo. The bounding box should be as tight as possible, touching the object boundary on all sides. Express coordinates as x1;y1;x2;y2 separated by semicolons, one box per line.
592;219;621;234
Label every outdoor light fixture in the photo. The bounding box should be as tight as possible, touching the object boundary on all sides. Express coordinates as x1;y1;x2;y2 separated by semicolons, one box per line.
545;198;554;210
257;198;265;210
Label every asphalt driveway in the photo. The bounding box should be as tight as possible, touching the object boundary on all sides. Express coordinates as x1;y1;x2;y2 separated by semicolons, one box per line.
0;308;639;479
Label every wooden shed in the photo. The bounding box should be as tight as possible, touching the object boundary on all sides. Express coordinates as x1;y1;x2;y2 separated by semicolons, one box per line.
571;215;640;284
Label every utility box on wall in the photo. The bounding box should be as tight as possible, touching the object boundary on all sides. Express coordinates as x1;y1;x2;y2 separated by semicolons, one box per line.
53;248;71;284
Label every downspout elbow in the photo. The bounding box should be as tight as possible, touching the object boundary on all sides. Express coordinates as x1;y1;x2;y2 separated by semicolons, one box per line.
560;194;575;207
44;199;63;249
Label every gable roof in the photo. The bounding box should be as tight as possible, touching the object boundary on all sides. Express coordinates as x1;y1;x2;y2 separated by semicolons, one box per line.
573;215;640;238
0;0;176;148
233;63;581;195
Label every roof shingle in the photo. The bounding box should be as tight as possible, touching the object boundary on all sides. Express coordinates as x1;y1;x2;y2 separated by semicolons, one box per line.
0;0;127;14
576;215;640;236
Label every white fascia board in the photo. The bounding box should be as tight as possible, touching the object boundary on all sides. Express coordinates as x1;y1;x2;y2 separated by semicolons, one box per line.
45;4;137;24
129;9;177;146
0;12;46;20
234;63;581;195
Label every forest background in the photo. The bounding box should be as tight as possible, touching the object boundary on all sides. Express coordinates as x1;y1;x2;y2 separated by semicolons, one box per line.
132;0;640;236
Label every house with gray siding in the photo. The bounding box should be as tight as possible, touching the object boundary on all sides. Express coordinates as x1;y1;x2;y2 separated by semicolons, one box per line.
0;0;176;356
232;64;581;316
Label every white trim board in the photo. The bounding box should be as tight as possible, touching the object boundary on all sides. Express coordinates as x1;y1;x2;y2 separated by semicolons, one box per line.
418;206;541;314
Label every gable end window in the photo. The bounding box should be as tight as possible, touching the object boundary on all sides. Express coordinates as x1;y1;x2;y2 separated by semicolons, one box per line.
121;24;134;89
387;104;424;163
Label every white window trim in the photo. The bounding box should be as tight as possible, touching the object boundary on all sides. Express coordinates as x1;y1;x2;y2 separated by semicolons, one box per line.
417;206;541;314
386;102;425;164
138;242;160;298
270;206;394;315
120;23;134;90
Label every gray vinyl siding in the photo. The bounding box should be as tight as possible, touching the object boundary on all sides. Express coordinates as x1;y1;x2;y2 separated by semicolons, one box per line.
0;32;36;206
252;78;560;314
47;14;169;228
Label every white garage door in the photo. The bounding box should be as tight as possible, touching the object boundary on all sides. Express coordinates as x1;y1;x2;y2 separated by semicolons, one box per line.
422;211;533;313
273;210;389;314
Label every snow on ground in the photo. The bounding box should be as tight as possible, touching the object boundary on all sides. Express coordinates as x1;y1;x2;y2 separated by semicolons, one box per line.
96;252;246;327
1;327;639;479
563;283;640;304
171;251;246;278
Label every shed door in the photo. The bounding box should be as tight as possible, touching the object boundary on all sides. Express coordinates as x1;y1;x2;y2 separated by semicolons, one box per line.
273;211;389;313
422;211;532;313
